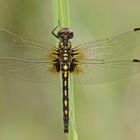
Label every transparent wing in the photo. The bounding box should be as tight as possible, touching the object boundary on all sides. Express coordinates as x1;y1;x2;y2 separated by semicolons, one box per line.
0;28;56;59
73;59;140;84
74;28;140;60
0;58;59;82
0;28;59;82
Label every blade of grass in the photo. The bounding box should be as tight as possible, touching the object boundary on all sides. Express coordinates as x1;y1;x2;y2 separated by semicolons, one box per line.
52;0;78;140
52;0;70;27
69;75;78;140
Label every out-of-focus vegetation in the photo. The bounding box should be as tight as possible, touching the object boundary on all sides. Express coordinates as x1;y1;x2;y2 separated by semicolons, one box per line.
0;0;140;140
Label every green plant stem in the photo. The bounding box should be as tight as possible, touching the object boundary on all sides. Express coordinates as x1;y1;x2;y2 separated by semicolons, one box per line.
52;0;78;140
52;0;70;27
69;76;78;140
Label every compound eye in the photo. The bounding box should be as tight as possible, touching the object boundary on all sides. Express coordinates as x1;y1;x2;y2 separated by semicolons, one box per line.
69;32;74;39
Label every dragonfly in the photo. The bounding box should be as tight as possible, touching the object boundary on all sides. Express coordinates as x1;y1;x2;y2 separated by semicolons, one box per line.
0;27;140;133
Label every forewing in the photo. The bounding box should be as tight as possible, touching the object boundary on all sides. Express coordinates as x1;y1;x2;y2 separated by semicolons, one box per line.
0;28;56;59
74;28;140;60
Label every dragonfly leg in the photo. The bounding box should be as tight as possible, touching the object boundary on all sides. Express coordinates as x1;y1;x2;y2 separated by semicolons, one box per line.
52;20;62;39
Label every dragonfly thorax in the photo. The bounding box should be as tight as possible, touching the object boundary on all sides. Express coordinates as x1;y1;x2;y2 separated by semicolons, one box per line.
52;39;80;73
59;42;71;64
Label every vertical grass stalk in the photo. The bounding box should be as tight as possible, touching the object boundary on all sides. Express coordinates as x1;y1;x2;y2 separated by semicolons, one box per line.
52;0;70;27
52;0;78;140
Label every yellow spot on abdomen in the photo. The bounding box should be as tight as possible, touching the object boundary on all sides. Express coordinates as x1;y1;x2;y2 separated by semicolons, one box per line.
63;64;68;70
64;100;68;107
64;110;68;116
64;80;67;86
64;90;67;96
64;72;68;78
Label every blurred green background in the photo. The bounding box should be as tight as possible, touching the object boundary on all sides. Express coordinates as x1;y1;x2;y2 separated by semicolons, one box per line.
0;0;140;140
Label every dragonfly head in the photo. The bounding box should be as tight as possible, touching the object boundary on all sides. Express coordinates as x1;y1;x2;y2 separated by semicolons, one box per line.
57;28;74;40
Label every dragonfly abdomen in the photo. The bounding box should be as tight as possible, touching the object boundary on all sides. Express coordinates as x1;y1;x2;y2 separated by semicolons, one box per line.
62;70;69;133
61;62;69;133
